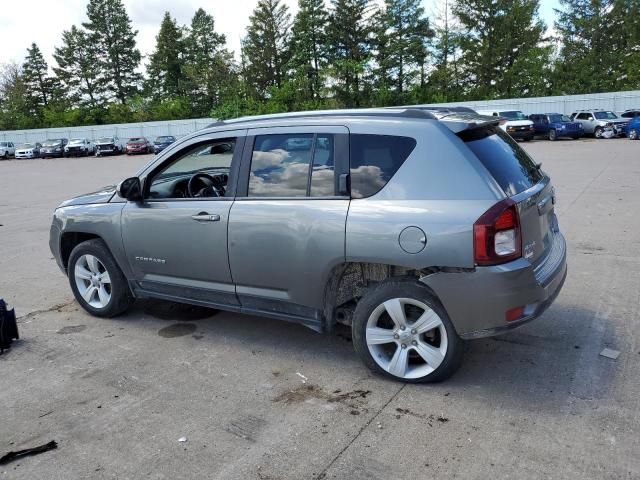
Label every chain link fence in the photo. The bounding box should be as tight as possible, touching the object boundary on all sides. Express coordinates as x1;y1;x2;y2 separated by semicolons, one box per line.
0;118;214;144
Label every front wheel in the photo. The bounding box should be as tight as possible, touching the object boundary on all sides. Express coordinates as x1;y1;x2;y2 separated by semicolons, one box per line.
549;129;557;141
594;127;603;139
68;239;134;317
352;279;464;383
630;129;638;140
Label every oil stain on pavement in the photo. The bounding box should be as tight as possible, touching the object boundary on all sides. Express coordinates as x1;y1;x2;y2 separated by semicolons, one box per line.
158;323;197;338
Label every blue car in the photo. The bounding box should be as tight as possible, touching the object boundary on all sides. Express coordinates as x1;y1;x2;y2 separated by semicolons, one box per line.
529;113;584;141
624;116;640;140
153;135;176;154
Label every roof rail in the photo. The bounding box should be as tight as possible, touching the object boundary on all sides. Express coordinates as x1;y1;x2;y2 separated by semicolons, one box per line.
207;107;437;128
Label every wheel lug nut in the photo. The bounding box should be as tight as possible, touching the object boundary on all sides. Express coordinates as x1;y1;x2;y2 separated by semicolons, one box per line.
412;340;417;346
400;326;406;331
393;333;399;339
411;329;417;334
401;344;407;349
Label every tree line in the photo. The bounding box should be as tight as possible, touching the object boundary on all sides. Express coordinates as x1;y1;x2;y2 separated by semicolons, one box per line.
1;0;639;130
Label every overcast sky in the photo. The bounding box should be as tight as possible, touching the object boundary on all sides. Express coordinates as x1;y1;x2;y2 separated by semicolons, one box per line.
0;0;560;69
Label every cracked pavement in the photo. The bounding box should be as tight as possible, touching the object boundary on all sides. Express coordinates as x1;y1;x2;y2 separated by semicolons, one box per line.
1;141;639;479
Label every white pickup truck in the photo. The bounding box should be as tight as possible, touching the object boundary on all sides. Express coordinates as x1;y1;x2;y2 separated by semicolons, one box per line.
0;141;16;159
477;110;535;141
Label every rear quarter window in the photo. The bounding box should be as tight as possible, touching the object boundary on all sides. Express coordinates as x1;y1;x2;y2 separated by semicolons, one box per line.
459;127;543;197
350;134;416;199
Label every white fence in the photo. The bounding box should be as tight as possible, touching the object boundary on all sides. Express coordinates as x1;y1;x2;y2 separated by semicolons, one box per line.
0;118;214;144
429;90;640;115
2;90;640;143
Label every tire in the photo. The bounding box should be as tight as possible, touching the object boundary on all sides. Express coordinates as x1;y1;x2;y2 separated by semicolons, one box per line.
3;152;7;159
68;239;134;318
548;129;557;141
351;279;464;383
630;129;638;140
594;127;603;139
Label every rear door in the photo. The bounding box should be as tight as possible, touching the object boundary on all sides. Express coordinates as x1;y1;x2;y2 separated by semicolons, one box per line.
228;126;349;321
461;126;557;265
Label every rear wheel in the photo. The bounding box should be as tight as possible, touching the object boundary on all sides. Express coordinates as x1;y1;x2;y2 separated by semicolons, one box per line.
68;239;134;317
352;279;464;383
548;129;557;141
630;129;638;140
594;127;603;138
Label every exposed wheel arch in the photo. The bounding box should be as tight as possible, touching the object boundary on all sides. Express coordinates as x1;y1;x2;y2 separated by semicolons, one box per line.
60;232;102;269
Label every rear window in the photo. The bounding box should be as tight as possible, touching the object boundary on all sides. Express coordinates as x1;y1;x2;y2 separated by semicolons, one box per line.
460;127;543;196
350;134;416;198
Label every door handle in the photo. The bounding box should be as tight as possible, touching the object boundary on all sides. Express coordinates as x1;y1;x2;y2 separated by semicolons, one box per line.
191;212;221;222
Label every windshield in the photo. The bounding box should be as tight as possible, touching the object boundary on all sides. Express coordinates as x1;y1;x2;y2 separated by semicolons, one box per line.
549;114;573;123
499;111;528;120
594;111;618;120
69;139;84;144
97;137;114;143
43;140;61;147
156;136;175;142
460;127;543;197
129;138;143;142
18;143;35;148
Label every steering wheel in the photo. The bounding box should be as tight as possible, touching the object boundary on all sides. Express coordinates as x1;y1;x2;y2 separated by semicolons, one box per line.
187;173;221;198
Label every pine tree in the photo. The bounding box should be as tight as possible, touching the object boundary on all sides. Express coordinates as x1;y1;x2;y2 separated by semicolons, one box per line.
378;0;432;100
610;0;640;89
289;0;329;102
183;8;235;116
327;0;374;107
53;25;104;110
146;12;185;101
22;43;52;118
0;62;31;129
453;0;551;99
428;0;463;102
243;0;292;99
83;0;141;104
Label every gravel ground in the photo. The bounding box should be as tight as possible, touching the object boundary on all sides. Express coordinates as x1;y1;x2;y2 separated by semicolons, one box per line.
0;139;639;479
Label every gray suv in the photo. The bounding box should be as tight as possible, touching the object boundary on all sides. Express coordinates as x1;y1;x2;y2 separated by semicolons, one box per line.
49;109;567;383
570;109;628;137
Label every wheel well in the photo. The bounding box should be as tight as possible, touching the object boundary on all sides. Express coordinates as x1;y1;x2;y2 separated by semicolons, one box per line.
60;232;101;268
323;262;435;330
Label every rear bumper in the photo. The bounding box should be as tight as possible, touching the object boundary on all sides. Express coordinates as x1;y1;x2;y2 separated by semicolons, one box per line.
422;232;567;339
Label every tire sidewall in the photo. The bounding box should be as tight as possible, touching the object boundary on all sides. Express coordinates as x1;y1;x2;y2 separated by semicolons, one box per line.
68;240;131;317
351;279;464;383
549;129;557;141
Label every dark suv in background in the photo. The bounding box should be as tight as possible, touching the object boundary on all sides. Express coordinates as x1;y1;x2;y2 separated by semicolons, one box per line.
153;135;176;154
41;138;69;158
529;113;583;140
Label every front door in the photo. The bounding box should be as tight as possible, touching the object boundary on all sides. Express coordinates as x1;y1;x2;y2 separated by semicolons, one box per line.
228;126;350;322
121;131;245;306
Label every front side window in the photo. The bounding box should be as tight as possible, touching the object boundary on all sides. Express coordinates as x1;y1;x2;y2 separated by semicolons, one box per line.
248;133;335;197
350;134;416;199
148;139;236;199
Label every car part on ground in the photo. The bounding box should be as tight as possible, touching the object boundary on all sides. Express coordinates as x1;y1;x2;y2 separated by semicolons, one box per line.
50;107;567;383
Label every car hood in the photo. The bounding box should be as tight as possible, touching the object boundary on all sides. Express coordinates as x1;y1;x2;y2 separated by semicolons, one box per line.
58;186;116;208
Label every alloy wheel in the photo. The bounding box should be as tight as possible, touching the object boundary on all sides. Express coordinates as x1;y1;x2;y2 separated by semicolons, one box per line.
630;129;638;140
365;298;448;380
74;254;112;309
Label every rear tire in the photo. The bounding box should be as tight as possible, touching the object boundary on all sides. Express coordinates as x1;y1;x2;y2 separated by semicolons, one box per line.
68;239;134;318
548;129;557;141
352;279;464;383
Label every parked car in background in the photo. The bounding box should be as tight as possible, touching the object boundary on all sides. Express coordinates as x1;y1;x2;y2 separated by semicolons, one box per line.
50;108;567;383
15;142;42;159
65;138;95;157
126;137;153;155
153;135;176;154
0;141;16;159
41;139;69;158
625;116;640;140
95;136;125;156
477;110;535;141
570;110;628;138
619;109;640;119
529;113;583;141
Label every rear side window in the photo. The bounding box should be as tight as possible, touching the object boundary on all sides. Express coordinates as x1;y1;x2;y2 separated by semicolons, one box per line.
350;134;416;199
460;127;543;197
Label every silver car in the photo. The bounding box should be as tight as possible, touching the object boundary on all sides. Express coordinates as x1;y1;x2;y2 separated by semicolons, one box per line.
571;110;628;138
49;109;567;383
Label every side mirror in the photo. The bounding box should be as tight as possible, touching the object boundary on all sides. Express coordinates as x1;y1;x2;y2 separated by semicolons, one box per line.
117;177;143;202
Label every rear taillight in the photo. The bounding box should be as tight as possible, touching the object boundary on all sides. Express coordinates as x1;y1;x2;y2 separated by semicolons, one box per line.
473;198;521;266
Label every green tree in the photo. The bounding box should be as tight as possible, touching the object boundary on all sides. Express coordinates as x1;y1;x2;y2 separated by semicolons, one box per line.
0;63;31;129
146;12;185;102
327;0;374;107
453;0;551;99
53;25;104;111
84;0;141;104
289;0;329;102
427;0;464;102
243;0;292;99
378;0;432;101
183;8;235;117
22;43;52;120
